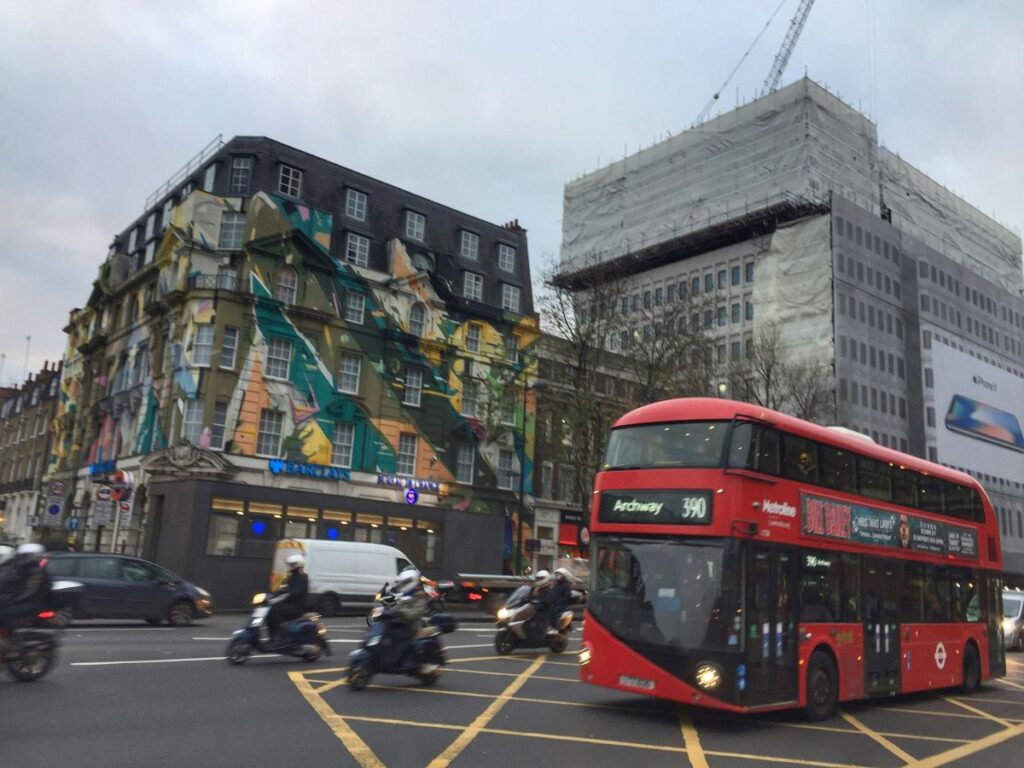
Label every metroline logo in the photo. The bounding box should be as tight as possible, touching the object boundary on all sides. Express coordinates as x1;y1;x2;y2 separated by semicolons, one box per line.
612;499;664;515
763;500;797;518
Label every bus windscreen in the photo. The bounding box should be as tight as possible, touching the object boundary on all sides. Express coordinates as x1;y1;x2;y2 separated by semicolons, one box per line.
602;421;727;470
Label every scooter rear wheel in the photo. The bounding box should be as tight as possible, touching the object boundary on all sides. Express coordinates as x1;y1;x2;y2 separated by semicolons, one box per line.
6;635;55;681
226;638;251;665
348;663;371;691
494;630;516;656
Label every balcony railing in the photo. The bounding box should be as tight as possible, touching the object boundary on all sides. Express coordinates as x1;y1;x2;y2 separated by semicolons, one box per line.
188;274;242;292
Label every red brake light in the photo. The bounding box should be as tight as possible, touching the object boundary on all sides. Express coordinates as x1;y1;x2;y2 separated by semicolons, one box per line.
38;610;55;620
467;593;483;601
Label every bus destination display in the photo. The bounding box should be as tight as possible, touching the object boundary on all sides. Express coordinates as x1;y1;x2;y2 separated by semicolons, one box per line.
801;492;978;559
598;490;712;525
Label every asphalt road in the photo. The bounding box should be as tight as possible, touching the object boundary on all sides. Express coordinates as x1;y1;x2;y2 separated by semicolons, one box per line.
3;613;1024;767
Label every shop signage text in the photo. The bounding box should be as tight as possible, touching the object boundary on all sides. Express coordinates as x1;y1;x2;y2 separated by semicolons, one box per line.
89;459;117;475
377;474;440;492
268;459;351;482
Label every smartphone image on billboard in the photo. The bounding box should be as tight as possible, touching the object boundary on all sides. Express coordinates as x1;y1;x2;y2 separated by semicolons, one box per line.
944;395;1024;452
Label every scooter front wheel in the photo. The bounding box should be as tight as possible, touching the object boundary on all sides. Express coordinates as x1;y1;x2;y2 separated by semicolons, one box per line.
547;633;568;654
494;630;516;656
226;638;251;665
348;662;371;691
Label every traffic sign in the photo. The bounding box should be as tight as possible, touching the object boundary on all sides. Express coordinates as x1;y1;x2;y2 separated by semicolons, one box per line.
405;488;419;505
67;516;81;532
48;480;67;497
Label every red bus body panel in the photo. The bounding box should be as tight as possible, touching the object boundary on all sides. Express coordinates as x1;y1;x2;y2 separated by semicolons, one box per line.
583;398;1004;713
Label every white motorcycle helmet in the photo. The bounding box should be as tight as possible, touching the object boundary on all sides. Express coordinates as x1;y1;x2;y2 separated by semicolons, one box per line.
554;567;571;580
533;569;552;588
397;566;421;591
285;553;305;569
0;544;14;567
16;543;45;557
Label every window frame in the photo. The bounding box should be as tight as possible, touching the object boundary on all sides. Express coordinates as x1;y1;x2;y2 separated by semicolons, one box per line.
265;337;292;380
256;409;284;457
405;210;426;242
278;164;302;198
338;352;361;395
345;188;367;221
346;232;370;268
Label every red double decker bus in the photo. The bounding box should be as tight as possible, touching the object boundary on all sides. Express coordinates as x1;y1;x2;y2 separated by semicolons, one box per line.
579;398;1006;720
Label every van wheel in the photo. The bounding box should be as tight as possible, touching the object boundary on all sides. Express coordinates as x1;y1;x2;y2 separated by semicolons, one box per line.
805;651;838;721
961;644;981;693
319;594;340;617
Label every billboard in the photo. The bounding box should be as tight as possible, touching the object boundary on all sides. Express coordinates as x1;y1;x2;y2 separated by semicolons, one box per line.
931;341;1024;479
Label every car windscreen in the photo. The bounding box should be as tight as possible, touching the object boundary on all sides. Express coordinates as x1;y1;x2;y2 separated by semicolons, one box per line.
602;421;727;470
1005;595;1023;619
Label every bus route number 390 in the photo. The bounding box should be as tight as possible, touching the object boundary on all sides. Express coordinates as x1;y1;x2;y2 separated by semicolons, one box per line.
680;495;708;521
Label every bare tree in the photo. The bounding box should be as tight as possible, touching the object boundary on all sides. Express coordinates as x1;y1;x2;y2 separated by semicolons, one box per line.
726;322;834;422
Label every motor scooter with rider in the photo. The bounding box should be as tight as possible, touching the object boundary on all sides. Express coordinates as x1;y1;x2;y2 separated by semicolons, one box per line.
494;570;573;655
226;554;330;664
348;567;455;690
0;544;83;682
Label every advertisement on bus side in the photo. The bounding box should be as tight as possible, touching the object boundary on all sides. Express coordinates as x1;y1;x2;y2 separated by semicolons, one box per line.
801;492;978;559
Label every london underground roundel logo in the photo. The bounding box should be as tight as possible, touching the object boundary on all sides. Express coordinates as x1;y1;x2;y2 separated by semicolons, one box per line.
934;642;947;670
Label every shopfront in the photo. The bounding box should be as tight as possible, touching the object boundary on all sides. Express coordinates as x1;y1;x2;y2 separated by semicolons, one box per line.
140;450;505;608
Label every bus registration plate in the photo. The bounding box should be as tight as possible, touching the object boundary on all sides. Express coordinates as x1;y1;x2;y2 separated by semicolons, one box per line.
619;674;656;691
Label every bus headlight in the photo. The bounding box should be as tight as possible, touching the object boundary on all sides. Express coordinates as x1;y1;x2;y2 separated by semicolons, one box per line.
694;662;723;691
579;645;592;666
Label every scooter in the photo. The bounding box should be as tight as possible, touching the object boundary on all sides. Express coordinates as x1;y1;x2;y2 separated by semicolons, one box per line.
226;592;331;664
347;604;455;691
494;585;573;655
366;581;447;626
1;580;84;682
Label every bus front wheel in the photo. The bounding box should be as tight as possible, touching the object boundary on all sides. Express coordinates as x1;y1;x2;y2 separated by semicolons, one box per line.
960;643;981;694
805;650;838;722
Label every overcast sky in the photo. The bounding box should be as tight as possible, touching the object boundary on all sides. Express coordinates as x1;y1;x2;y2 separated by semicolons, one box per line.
1;1;1021;385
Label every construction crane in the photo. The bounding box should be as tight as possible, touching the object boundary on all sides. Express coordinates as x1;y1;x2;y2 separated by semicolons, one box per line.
761;0;815;95
692;0;815;126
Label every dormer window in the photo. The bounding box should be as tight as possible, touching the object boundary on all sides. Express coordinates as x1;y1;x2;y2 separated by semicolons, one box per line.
345;189;367;221
460;231;479;260
275;267;297;304
405;211;425;242
498;243;516;273
409;304;426;337
278;165;302;198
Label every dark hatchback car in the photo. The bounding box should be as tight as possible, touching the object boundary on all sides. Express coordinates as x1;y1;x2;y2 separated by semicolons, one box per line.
44;553;213;627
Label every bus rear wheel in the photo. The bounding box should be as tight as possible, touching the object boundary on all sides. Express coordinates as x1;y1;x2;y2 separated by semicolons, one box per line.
805;650;838;722
961;643;981;694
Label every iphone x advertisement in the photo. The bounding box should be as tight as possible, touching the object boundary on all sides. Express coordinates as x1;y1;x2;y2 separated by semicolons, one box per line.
932;342;1024;477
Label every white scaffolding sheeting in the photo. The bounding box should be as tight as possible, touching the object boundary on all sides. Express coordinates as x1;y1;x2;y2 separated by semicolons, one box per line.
881;149;1022;290
561;79;877;273
752;215;833;368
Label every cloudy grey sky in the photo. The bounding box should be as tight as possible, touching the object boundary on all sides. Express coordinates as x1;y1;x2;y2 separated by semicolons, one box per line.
1;1;1021;384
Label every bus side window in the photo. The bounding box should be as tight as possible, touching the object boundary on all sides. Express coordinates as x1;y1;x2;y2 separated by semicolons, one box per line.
781;433;818;484
727;422;753;468
840;554;860;622
950;568;980;622
753;427;781;475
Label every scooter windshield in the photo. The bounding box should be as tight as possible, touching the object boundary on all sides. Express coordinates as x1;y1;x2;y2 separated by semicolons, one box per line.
505;585;532;609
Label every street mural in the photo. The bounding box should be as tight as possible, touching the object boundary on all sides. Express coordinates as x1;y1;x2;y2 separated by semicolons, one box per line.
50;189;538;538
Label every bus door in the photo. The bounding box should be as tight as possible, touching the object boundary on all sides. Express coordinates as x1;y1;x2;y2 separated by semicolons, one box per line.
743;544;798;707
862;558;901;696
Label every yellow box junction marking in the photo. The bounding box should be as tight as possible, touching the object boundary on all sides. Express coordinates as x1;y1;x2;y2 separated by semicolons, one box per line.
840;709;916;765
678;708;709;768
288;669;384;768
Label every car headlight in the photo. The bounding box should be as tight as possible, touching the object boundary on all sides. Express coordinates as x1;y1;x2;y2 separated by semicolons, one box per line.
694;662;723;691
497;608;510;621
1005;618;1015;633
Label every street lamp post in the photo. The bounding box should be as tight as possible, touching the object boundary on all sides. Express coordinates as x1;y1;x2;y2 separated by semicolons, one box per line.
515;379;544;575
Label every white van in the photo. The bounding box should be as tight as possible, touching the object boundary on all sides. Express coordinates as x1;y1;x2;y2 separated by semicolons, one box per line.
272;539;415;616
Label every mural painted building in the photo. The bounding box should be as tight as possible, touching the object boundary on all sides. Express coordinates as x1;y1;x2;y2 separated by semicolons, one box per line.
49;137;539;608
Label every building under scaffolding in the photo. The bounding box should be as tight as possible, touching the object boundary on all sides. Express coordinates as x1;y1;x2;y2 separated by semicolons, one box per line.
557;77;1024;577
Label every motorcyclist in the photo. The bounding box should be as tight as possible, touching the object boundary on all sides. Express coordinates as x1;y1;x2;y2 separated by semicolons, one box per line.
547;567;572;635
390;566;428;645
267;554;308;642
529;569;553;631
0;543;51;632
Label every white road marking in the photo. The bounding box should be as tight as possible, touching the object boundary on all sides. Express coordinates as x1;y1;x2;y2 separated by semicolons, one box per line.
191;636;359;644
65;627;177;632
71;655;264;666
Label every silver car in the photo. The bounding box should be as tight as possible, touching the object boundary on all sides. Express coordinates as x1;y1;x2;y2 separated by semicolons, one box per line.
1004;590;1024;651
